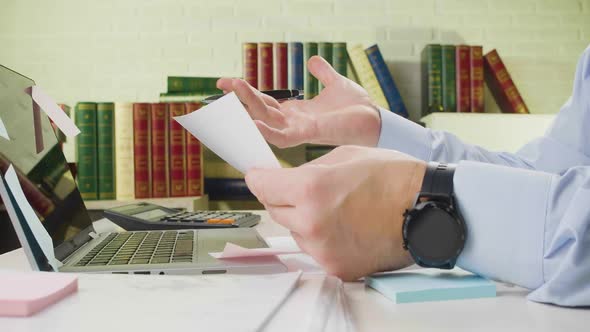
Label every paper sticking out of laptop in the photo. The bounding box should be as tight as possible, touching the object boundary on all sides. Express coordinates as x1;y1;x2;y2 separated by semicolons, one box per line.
210;242;302;259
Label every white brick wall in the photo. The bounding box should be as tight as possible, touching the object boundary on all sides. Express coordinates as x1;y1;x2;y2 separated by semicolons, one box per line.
0;0;588;121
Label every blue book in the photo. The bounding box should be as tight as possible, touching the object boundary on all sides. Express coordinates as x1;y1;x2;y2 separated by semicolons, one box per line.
289;42;304;98
365;44;409;118
366;269;496;304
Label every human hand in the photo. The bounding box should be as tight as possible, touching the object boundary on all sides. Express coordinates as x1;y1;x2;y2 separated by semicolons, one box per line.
217;56;382;148
245;146;427;281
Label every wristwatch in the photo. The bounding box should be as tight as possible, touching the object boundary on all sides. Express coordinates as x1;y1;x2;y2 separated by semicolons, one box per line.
402;162;466;269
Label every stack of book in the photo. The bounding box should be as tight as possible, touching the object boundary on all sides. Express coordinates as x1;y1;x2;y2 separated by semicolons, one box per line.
421;45;529;115
159;77;222;102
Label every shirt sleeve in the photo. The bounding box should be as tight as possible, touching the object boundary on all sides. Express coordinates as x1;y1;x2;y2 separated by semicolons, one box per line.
454;161;590;307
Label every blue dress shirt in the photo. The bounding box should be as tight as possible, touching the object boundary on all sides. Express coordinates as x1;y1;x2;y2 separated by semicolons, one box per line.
377;45;590;307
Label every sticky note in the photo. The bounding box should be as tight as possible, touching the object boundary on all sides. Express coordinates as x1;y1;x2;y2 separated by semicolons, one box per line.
210;242;301;259
366;269;496;304
25;85;81;137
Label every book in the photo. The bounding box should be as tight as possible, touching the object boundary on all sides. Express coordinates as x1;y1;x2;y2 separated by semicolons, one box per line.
421;44;443;116
150;103;169;198
274;42;288;89
304;42;319;99
168;103;186;197
258;42;274;91
455;45;471;113
96;102;115;200
243;42;258;89
318;42;333;91
185;102;204;196
332;42;348;76
114;102;135;200
205;178;256;201
470;46;484;113
159;92;211;102
289;42;304;93
347;44;388;109
166;77;221;94
441;45;457;112
484;49;530;114
365;44;408;117
74;102;98;200
133;103;151;199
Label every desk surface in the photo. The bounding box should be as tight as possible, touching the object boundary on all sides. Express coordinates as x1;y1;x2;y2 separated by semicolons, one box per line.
0;211;587;331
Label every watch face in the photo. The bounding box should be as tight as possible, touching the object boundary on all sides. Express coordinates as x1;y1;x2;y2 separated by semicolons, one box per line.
406;204;464;264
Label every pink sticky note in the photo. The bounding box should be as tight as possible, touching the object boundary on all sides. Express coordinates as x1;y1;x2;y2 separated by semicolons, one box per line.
0;271;78;317
210;243;302;259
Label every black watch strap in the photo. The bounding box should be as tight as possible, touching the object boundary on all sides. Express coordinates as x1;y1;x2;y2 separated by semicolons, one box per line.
421;162;456;197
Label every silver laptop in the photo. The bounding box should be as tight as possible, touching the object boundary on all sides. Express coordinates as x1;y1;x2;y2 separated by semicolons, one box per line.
0;64;285;275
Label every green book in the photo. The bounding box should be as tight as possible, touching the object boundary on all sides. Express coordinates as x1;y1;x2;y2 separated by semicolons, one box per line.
304;42;318;99
167;76;222;94
441;45;457;112
332;42;348;77
96;102;115;200
75;102;98;200
159;92;211;102
421;44;443;116
318;42;333;91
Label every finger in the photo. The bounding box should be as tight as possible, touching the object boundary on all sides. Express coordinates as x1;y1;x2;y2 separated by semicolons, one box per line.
255;121;291;148
245;167;312;206
265;206;304;233
216;77;235;91
233;79;285;126
307;55;342;88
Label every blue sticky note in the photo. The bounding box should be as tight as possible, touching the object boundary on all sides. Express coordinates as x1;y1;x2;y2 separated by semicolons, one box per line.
366;269;496;304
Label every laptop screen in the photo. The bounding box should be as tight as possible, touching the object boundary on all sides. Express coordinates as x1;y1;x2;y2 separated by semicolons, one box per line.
0;65;94;261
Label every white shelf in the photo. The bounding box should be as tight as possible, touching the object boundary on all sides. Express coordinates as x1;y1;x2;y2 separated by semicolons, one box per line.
84;195;209;212
421;113;556;153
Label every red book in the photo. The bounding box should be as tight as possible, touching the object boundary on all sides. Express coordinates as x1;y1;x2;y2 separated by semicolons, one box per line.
150;103;169;198
133;103;151;198
274;42;288;89
484;49;530;114
455;45;471;113
243;43;258;88
168;103;186;197
470;46;484;113
184;102;204;197
258;42;274;91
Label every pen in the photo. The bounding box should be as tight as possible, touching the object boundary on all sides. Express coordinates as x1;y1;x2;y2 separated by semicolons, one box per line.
202;89;304;104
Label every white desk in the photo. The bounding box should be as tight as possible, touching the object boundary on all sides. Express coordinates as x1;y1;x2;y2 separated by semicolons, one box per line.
0;211;587;331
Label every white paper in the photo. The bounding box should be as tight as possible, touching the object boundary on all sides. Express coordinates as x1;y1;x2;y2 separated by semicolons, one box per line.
210;242;302;259
0;116;8;140
174;92;280;173
0;165;60;271
25;85;80;137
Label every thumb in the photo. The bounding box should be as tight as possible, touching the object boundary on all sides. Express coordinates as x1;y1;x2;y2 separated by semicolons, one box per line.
307;55;342;88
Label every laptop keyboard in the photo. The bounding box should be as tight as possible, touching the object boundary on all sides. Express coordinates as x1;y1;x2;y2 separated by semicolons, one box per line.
75;230;195;267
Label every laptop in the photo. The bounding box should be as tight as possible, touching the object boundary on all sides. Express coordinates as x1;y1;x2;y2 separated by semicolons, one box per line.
0;65;285;275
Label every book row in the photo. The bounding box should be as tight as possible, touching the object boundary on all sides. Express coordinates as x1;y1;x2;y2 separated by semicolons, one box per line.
74;102;204;201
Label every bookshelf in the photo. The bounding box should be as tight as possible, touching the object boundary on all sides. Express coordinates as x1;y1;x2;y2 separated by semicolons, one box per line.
421;113;555;152
84;195;209;212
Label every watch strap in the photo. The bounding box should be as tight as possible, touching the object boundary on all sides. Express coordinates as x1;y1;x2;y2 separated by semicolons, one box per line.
421;162;456;197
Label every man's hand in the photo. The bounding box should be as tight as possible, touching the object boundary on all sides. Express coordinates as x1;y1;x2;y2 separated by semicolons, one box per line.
245;146;427;281
217;56;382;148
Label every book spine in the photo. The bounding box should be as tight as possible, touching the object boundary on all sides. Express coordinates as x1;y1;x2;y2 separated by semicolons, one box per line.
441;45;457;112
332;42;348;76
483;49;530;114
96;102;115;200
318;42;333;91
75;102;98;200
274;42;288;89
304;42;319;99
289;42;304;93
114;102;135;200
168;103;186;197
258;42;274;91
150;103;169;198
185;102;204;196
421;44;443;116
455;45;472;113
205;178;255;201
243;42;258;89
166;77;221;94
347;44;389;109
133;103;151;199
365;44;408;118
470;46;485;113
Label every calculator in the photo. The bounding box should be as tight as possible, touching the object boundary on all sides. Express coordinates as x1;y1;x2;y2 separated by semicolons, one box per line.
103;202;260;231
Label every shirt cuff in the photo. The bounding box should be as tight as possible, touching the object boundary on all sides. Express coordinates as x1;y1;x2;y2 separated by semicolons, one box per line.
376;108;432;162
454;161;554;289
